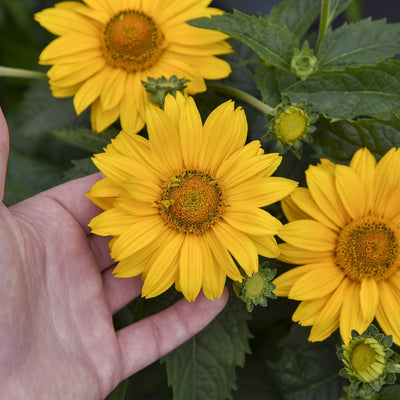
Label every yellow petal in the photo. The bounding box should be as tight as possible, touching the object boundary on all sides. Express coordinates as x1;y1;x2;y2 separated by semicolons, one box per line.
290;187;339;231
141;231;184;298
308;278;350;342
110;215;166;261
89;208;138;236
306;164;350;228
335;164;367;220
122;176;161;203
374;148;400;217
375;280;400;345
202;100;247;175
278;243;334;265
226;177;297;207
146;103;183;176
293;296;329;326
273;264;318;297
205;230;243;281
211;222;258;276
279;220;337;251
223;206;282;236
289;263;344;301
359;278;379;322
340;281;370;344
179;235;204;302
248;234;280;259
281;195;312;222
350;147;376;212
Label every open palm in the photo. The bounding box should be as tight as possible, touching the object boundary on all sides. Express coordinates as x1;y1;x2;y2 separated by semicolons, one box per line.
0;109;228;399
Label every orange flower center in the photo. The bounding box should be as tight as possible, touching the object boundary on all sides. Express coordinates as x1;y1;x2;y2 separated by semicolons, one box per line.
159;171;224;234
101;11;165;72
336;216;399;281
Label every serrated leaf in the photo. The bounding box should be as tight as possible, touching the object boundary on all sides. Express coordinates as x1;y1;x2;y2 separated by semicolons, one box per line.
284;60;400;120
165;296;251;400
267;0;321;38
268;325;343;400
318;19;400;70
61;158;98;182
189;10;298;71
312;117;400;162
4;145;64;206
50;127;118;153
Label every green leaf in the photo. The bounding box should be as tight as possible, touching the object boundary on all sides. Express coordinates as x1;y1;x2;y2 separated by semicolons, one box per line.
61;158;98;182
268;325;343;400
284;60;400;120
234;355;280;400
267;0;321;38
49;127;118;153
4;145;64;206
318;19;400;70
189;10;298;71
379;385;400;400
254;65;296;108
312;117;400;162
165;296;251;400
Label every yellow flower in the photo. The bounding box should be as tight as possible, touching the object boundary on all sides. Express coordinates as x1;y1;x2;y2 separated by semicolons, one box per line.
87;93;297;302
273;148;400;344
35;0;232;133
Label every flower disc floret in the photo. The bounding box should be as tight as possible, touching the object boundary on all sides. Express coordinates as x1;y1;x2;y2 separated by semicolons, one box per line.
336;216;399;281
101;11;165;73
159;171;224;234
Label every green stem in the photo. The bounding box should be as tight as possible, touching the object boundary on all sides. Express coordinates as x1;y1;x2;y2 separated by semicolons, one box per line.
0;66;47;80
206;83;274;115
316;0;330;53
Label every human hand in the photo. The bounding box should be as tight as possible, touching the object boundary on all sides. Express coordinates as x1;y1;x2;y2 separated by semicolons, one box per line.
0;108;228;399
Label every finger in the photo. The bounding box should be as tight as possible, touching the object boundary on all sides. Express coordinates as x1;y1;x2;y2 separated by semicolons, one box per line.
89;234;114;272
102;268;143;314
0;107;10;201
117;289;229;379
43;172;103;233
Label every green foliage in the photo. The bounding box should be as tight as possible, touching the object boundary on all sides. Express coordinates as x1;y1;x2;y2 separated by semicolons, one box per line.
284;60;400;120
189;10;299;71
313;117;400;162
318;18;400;69
165;296;251;400
268;325;344;400
49;127;118;154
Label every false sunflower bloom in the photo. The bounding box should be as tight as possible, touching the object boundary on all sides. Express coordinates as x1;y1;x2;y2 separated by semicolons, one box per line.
87;93;297;301
35;0;232;133
273;148;400;344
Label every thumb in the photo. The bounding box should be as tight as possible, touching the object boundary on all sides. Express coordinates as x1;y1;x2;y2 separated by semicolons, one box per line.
0;107;9;202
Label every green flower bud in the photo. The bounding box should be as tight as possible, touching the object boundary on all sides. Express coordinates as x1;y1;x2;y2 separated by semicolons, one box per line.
337;325;400;399
233;263;276;312
142;75;189;108
264;100;318;158
290;41;318;81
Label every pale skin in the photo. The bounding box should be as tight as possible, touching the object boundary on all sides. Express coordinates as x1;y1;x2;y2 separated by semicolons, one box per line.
0;108;228;399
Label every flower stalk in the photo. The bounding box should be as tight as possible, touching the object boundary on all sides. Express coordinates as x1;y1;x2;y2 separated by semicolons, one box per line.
206;82;274;115
0;66;47;80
